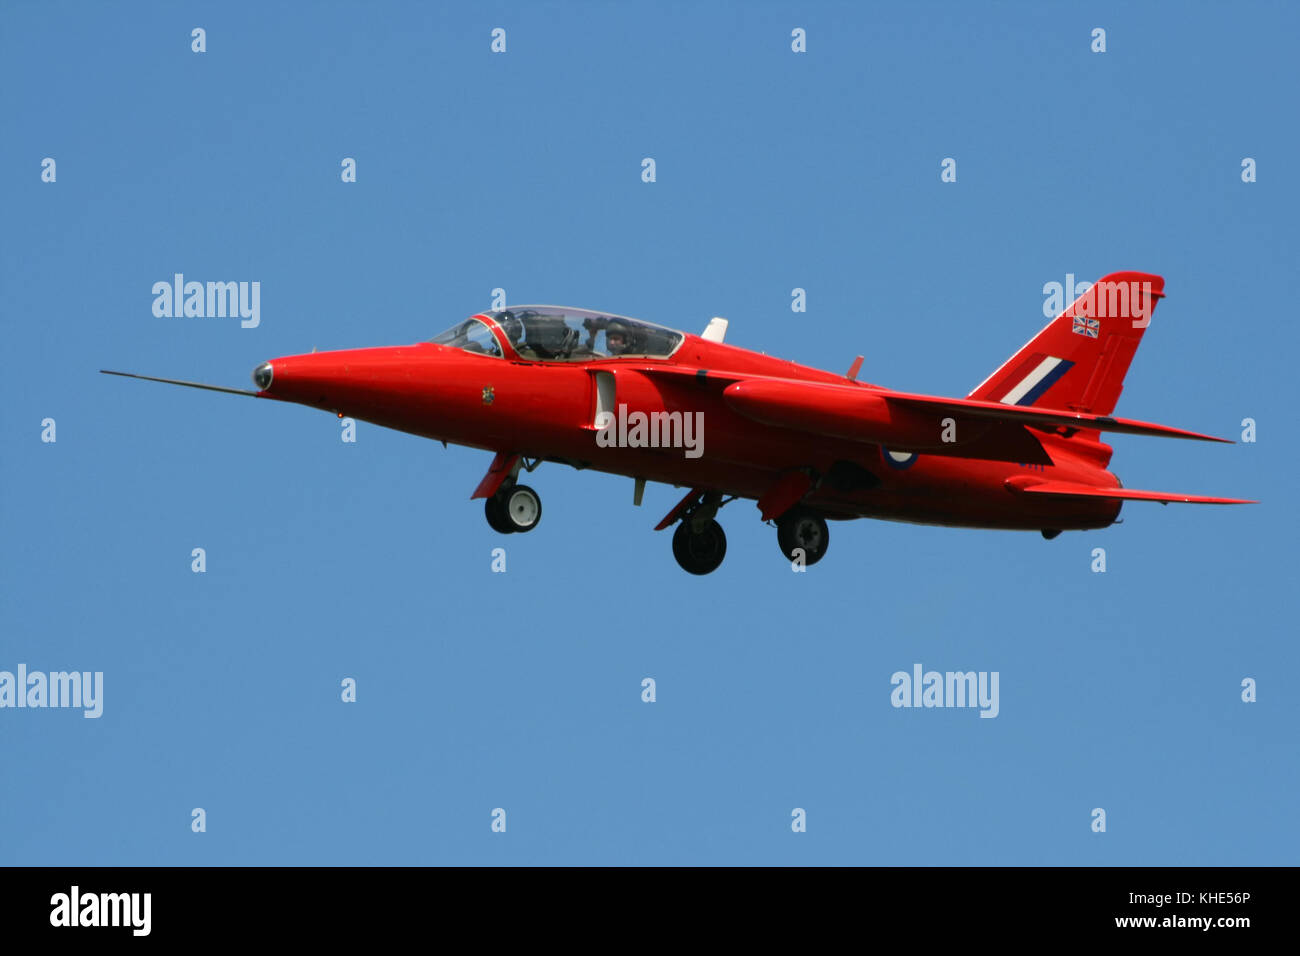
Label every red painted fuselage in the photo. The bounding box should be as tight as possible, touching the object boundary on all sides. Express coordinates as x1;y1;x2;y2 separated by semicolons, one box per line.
257;320;1119;531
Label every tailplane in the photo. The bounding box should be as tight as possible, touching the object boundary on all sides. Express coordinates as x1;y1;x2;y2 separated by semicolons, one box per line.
1006;476;1255;505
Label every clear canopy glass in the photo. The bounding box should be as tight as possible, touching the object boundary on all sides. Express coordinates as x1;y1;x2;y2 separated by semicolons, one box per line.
432;307;683;361
428;317;503;357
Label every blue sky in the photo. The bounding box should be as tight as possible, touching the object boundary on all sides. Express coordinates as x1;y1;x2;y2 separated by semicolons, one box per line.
1;0;1294;865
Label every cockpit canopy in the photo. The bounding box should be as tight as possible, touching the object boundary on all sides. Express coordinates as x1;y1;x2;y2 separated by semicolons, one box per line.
428;316;504;357
429;307;684;361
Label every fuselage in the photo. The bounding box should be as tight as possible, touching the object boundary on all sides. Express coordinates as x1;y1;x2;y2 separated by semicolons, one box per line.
255;314;1121;533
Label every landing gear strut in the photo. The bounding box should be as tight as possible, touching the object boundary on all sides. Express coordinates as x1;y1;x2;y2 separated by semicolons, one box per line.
777;508;829;566
485;483;542;534
670;492;728;575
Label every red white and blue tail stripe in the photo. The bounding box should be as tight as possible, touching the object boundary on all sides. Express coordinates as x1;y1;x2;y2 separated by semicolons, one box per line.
994;354;1075;406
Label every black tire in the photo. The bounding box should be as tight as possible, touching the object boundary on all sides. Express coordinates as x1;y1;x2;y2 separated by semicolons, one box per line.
484;494;515;534
777;509;829;565
671;519;727;575
502;484;542;533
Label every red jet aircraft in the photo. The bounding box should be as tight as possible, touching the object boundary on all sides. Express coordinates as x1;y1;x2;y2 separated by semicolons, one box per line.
104;271;1252;574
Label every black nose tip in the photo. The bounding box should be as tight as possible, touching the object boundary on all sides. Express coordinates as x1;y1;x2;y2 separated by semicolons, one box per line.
252;362;273;390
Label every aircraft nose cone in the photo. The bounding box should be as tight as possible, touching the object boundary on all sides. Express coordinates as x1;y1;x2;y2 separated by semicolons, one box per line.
252;362;273;390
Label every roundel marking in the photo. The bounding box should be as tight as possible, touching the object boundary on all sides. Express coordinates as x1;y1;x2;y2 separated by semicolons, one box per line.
882;447;918;470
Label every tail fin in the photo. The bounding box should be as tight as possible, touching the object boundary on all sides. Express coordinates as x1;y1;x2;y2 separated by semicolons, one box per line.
969;272;1164;415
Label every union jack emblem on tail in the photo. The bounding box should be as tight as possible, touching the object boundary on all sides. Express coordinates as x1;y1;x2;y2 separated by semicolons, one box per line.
1072;314;1099;338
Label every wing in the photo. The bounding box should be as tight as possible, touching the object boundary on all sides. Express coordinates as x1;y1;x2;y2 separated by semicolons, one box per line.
630;367;1232;465
717;378;1233;464
885;391;1230;443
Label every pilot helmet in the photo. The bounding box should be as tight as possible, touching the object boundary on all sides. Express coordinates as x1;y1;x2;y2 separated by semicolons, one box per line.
496;310;522;343
606;321;631;352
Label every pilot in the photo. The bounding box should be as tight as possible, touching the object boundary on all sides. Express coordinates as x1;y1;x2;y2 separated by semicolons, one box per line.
606;322;632;356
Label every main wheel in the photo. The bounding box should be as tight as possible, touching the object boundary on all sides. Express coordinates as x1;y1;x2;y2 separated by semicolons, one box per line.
501;484;542;533
485;494;515;534
672;519;727;575
777;509;829;565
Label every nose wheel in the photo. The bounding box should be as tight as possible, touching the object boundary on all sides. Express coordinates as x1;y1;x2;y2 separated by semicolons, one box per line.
485;483;542;534
777;508;829;566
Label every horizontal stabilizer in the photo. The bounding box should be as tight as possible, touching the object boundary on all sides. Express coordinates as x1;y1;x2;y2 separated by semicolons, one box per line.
1006;477;1255;505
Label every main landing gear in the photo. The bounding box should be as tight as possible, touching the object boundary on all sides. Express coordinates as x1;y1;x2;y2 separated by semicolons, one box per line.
776;508;830;566
672;517;728;575
665;493;832;575
670;492;728;575
485;482;542;534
